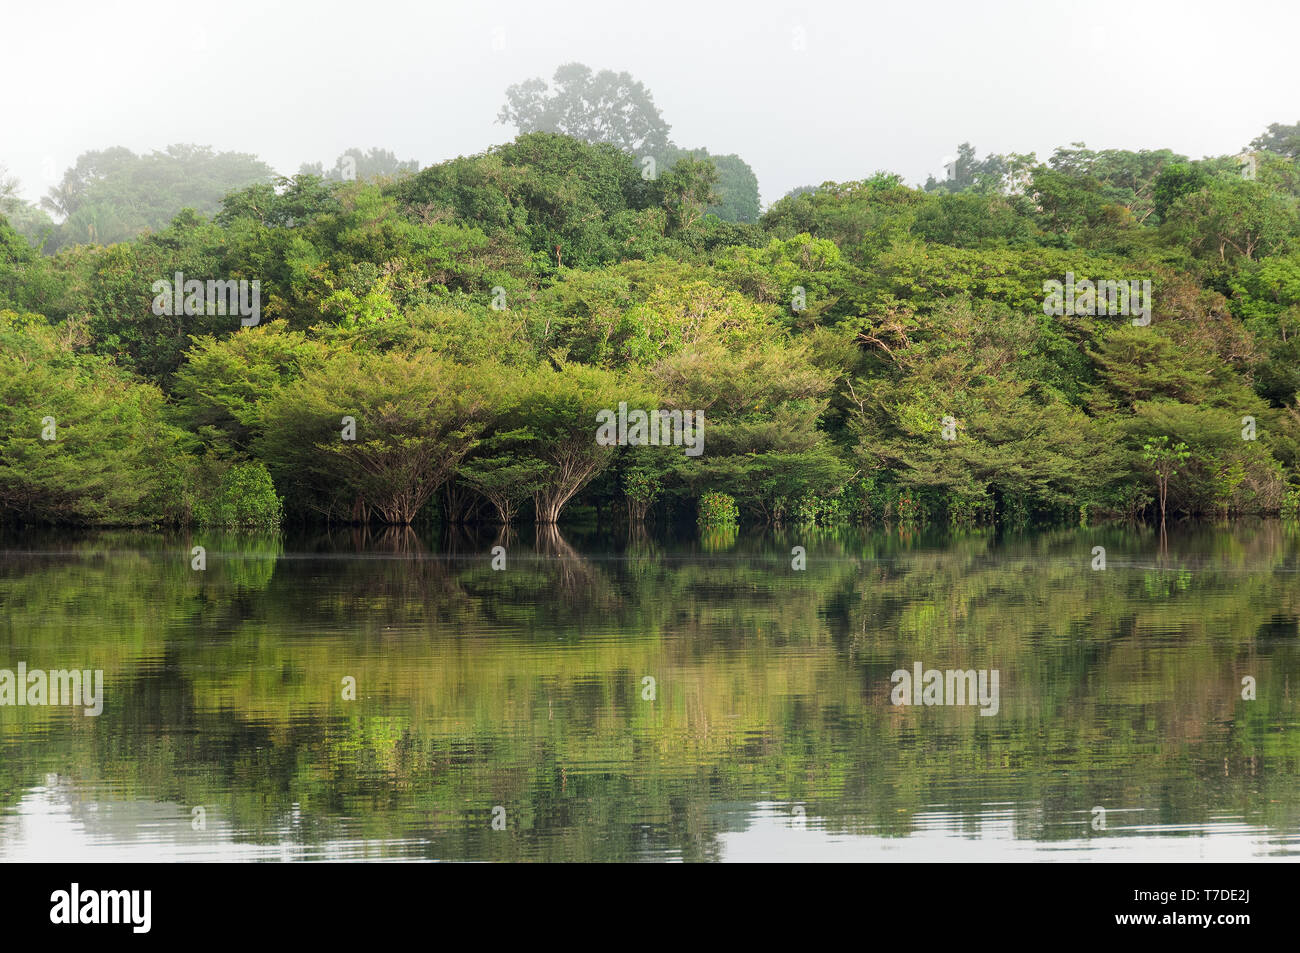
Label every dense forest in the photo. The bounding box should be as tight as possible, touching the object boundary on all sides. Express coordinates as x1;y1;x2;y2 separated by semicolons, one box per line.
2;66;1300;531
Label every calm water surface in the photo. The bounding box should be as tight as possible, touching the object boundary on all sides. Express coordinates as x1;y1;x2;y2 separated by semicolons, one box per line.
1;522;1297;861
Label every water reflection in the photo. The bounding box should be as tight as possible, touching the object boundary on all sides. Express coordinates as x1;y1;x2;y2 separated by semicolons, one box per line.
0;522;1297;861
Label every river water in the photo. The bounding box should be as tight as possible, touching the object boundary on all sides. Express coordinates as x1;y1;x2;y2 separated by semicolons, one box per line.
1;521;1296;861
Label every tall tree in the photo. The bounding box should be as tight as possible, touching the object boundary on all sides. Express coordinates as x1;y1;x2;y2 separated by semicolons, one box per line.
40;145;276;249
499;62;672;155
0;165;55;247
1251;121;1300;160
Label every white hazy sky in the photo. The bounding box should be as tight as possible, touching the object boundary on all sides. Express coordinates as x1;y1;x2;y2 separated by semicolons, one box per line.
2;0;1297;208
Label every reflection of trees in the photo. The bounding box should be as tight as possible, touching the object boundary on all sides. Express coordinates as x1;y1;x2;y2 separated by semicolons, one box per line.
0;523;1297;859
533;523;601;595
187;531;283;591
372;525;422;555
623;521;655;556
439;520;482;557
347;523;371;552
698;525;738;552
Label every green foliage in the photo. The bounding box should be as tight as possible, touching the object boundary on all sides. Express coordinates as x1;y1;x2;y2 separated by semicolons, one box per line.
923;142;1010;194
194;461;283;529
171;321;329;456
1153;162;1209;222
502;363;631;523
912;192;1036;248
256;350;487;524
498;63;762;226
1141;435;1193;522
1282;484;1300;520
655;146;760;223
793;490;846;525
1047;144;1186;226
391;133;666;273
762;174;927;263
1163;175;1298;266
622;449;668;521
1251;121;1300;159
696;491;739;527
0;315;193;525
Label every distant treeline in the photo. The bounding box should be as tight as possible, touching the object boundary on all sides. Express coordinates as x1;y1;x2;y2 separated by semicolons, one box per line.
3;117;1300;529
0;62;766;253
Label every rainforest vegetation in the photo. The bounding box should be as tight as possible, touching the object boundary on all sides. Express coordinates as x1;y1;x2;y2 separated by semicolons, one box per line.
2;65;1300;530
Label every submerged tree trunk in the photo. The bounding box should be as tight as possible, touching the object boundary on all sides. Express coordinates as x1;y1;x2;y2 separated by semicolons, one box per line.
534;467;598;524
443;481;480;524
493;496;519;525
350;494;369;525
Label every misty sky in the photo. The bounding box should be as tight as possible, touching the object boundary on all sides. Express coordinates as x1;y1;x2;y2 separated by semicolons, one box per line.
4;0;1297;208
